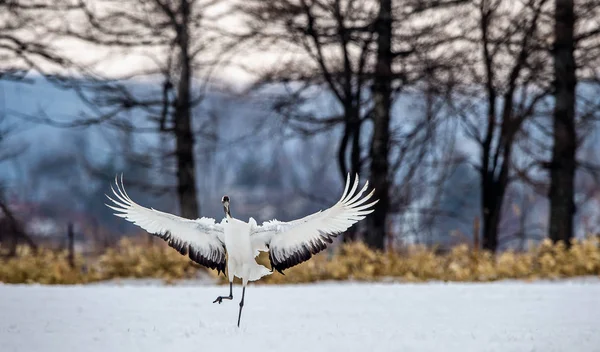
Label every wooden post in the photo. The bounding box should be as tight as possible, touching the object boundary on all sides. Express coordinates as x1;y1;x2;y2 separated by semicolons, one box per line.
386;219;396;254
67;223;75;269
473;216;480;252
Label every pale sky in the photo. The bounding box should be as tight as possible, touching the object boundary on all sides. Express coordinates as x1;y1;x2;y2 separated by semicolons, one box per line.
0;0;301;91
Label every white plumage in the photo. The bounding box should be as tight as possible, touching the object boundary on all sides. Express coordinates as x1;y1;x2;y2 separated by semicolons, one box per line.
106;179;227;273
105;173;377;326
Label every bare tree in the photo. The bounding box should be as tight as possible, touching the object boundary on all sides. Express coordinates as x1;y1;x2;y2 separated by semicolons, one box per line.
447;0;552;252
547;0;600;244
0;0;79;82
0;0;86;255
366;0;467;249
548;0;576;244
507;0;600;243
0;110;37;255
366;0;392;249
239;0;377;183
1;0;79;176
59;0;234;218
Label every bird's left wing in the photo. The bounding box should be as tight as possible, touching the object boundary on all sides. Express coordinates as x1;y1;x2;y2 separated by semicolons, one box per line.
105;175;227;274
250;174;377;273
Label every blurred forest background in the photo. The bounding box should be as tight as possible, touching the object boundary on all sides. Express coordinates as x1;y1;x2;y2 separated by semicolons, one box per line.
1;0;600;264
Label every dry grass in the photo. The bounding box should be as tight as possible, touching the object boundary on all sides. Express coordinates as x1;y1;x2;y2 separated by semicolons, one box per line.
1;236;599;285
248;237;600;284
0;238;201;284
0;246;98;285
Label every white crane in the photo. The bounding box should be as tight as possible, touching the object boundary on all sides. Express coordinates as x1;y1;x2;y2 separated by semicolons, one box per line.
105;174;377;327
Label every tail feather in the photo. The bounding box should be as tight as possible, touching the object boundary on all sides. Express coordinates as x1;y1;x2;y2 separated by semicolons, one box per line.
248;263;272;282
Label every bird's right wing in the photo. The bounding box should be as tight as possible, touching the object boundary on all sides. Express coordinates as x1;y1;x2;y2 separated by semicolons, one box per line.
105;175;227;274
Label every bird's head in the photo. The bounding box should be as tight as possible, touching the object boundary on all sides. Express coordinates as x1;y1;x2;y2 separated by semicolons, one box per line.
222;195;231;218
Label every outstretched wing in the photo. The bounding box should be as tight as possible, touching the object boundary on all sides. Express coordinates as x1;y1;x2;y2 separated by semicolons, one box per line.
105;175;227;274
250;174;377;273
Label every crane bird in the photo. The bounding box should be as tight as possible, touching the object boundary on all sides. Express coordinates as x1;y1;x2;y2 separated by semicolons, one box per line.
105;174;377;327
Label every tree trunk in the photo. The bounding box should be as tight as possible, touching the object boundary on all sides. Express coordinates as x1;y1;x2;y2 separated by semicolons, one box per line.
481;160;511;252
343;116;362;243
174;0;200;219
366;0;392;250
0;201;37;256
549;0;576;244
482;214;499;252
337;125;350;181
67;223;75;269
481;179;501;252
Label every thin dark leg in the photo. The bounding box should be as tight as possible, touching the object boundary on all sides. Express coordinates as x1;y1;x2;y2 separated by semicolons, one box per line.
213;282;233;304
237;286;246;327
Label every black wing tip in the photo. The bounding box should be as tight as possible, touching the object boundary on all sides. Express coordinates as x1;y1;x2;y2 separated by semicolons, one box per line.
157;230;227;274
217;261;226;275
269;237;332;274
268;250;286;274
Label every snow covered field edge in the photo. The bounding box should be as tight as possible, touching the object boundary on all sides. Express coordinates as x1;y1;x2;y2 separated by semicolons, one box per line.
1;281;599;352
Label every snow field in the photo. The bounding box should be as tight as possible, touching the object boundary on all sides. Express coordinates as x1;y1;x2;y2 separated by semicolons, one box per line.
1;281;599;352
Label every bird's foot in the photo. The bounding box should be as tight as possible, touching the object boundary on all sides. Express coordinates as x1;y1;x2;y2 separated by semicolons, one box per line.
213;295;232;304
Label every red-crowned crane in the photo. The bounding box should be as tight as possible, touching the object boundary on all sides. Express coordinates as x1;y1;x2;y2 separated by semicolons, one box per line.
105;174;377;327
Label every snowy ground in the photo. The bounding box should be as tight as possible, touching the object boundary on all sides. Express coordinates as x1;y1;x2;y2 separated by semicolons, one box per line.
1;280;599;352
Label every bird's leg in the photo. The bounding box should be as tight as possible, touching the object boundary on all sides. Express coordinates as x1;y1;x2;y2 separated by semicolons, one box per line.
237;286;246;328
213;282;233;304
